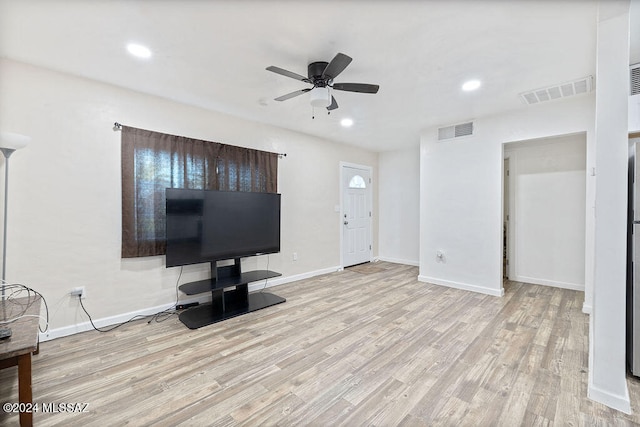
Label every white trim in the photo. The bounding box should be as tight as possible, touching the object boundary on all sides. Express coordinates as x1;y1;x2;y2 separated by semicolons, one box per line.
588;380;631;414
505;150;517;281
339;161;374;268
247;265;341;292
377;256;419;267
582;303;592;314
510;275;585;292
39;300;189;342
418;275;505;297
40;265;341;342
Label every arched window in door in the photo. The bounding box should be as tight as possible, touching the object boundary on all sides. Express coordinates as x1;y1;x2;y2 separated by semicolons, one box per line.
349;175;367;189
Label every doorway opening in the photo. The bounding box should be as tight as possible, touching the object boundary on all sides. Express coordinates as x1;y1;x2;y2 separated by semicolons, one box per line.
502;133;587;291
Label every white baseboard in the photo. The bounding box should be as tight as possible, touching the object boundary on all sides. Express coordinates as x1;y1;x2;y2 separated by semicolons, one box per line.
39;299;195;342
41;265;341;342
247;265;340;292
377;256;419;267
512;275;585;292
588;380;631;414
418;275;504;297
582;303;592;314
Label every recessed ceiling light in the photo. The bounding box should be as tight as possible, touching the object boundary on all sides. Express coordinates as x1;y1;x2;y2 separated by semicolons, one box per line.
341;118;354;127
127;43;152;59
462;80;481;91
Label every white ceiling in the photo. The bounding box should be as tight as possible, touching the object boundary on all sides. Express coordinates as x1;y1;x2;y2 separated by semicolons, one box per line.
0;0;634;152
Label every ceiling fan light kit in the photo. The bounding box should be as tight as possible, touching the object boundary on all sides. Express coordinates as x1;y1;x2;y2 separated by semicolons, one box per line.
310;87;331;108
266;52;379;115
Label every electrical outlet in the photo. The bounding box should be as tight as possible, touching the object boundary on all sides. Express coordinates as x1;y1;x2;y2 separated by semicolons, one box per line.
70;286;86;298
293;252;298;261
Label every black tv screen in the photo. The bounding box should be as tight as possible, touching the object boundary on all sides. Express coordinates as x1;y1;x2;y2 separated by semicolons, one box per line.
165;189;281;267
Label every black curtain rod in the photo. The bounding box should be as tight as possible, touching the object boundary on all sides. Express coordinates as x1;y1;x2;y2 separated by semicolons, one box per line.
112;122;286;158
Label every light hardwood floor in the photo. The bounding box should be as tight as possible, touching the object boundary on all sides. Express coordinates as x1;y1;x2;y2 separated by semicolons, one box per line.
2;261;640;426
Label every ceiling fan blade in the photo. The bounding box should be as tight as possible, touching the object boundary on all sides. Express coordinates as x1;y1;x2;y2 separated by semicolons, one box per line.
266;66;310;82
274;88;311;101
332;83;380;94
327;96;339;111
322;53;352;80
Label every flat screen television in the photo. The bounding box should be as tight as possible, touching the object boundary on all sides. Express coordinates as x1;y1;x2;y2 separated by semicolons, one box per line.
165;189;281;267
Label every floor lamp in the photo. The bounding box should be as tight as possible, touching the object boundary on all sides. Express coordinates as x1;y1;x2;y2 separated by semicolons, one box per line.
0;131;29;307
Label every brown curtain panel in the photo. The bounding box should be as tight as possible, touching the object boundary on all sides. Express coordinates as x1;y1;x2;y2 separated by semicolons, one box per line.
121;126;278;258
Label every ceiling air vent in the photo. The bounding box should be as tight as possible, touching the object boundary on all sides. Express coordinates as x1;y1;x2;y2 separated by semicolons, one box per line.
438;121;474;141
519;76;593;105
632;64;640;96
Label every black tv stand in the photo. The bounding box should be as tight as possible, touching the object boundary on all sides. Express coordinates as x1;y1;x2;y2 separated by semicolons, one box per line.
177;258;285;329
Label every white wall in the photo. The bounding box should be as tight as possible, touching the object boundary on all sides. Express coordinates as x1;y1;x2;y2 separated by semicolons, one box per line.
378;147;420;265
588;0;631;413
419;96;595;297
504;134;586;291
0;59;378;338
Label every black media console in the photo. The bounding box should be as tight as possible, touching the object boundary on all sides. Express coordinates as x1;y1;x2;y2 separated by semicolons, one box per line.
178;258;285;329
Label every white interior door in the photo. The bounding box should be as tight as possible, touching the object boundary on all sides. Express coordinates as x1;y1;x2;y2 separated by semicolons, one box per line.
341;164;372;267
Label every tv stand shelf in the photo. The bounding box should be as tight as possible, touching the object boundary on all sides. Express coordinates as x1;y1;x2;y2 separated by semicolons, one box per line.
179;270;282;295
177;259;285;329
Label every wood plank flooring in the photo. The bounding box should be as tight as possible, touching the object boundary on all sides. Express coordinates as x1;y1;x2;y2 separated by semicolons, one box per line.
2;261;640;426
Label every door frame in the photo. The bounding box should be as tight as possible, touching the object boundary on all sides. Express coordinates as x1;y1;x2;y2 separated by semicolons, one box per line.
339;161;373;269
503;154;514;281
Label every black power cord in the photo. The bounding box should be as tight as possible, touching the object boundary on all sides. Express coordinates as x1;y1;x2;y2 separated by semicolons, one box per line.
77;267;186;333
78;296;154;332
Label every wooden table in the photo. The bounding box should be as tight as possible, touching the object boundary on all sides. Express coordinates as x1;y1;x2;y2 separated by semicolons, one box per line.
0;296;41;427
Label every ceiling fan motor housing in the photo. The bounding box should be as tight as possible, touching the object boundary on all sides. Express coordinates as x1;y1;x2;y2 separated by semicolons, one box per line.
308;61;330;85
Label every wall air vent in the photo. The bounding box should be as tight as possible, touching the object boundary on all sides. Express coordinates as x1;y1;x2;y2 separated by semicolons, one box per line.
519;76;593;105
438;121;474;141
632;64;640;96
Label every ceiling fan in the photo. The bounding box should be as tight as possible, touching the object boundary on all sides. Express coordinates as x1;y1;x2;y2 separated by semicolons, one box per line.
266;52;379;112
